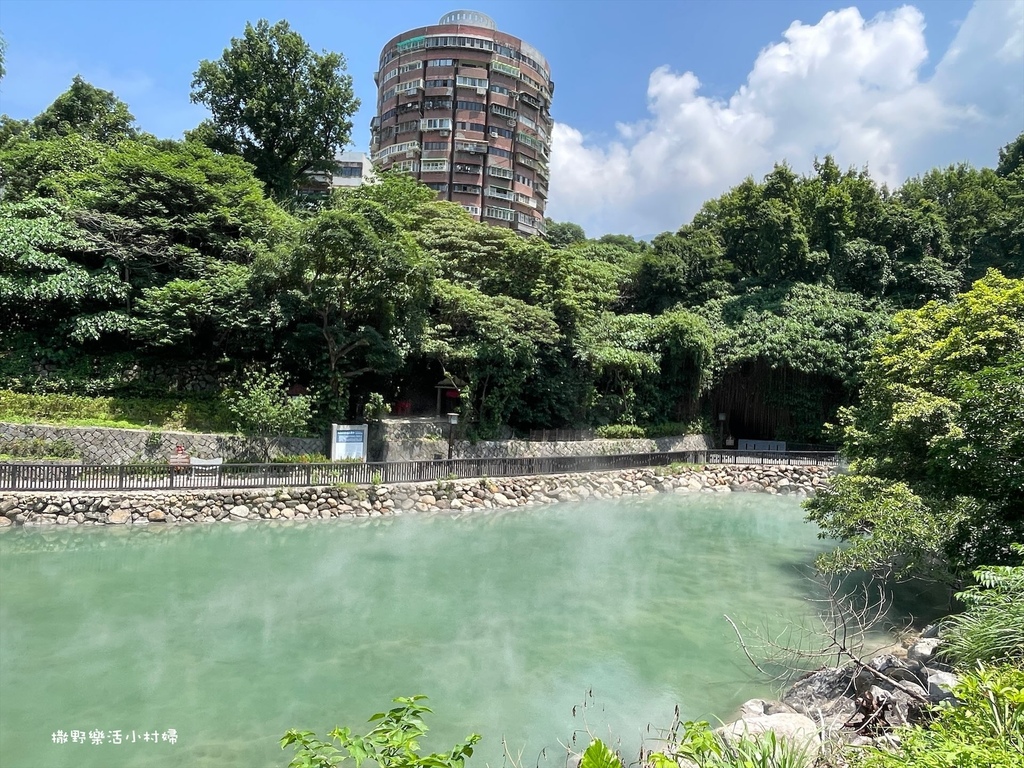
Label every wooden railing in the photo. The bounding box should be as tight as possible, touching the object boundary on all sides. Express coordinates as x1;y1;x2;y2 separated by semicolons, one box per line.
0;451;839;492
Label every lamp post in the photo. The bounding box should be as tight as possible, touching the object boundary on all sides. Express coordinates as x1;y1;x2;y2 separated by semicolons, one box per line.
447;412;459;461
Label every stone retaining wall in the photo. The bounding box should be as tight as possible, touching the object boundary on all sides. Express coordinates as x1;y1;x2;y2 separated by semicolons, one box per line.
382;428;714;462
0;464;834;528
0;422;325;464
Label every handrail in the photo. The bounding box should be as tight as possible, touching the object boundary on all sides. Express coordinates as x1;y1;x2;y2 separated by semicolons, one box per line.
0;450;840;492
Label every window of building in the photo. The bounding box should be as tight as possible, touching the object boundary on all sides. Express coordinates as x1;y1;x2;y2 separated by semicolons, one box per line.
421;159;449;173
375;141;420;160
426;35;494;51
391;159;419;173
425;182;449;192
454;163;482;174
486;186;513;200
428;59;454;67
338;164;363;178
515;173;533;186
421;118;452;130
453;184;481;194
423;141;449;150
489;147;512;159
398;101;420;113
424;99;453;111
462;204;481;215
491;61;520;78
396;120;419;134
491;104;518;119
382;68;399;83
381;108;398;121
518;92;541;109
520;73;541;90
517;114;536;130
455;101;485;112
398;79;423;93
425;78;454;88
455;121;486;133
489;126;513;140
399;61;423;74
517;132;544;152
456;75;489;89
396;36;425;53
485;206;515;221
488;166;514;179
489;84;511;96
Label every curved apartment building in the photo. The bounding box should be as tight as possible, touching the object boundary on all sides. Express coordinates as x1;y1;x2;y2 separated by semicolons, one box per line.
372;10;553;235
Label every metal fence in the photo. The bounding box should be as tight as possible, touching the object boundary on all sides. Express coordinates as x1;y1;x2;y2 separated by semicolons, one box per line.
0;450;840;493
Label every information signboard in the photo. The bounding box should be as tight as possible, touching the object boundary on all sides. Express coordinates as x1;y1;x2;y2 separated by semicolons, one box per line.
330;424;368;462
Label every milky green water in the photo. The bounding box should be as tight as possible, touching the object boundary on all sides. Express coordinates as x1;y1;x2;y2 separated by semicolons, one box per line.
1;493;836;768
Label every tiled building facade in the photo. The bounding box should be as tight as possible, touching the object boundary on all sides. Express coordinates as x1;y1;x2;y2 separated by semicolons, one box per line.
372;10;553;235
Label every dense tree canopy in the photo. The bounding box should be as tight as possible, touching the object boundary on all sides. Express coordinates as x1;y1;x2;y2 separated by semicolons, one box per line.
189;19;359;201
32;76;138;144
2;64;1022;444
806;271;1024;582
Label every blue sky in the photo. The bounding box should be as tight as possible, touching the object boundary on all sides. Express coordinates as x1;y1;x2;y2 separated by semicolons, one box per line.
1;0;1022;236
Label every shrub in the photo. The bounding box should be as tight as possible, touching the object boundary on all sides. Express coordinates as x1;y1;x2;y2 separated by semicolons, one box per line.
852;664;1024;768
0;437;80;459
281;695;479;768
0;389;234;432
222;369;311;437
595;420;710;440
942;545;1024;668
271;454;330;464
596;424;646;439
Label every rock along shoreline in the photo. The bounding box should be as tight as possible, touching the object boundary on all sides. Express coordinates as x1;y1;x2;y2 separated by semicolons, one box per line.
0;463;833;528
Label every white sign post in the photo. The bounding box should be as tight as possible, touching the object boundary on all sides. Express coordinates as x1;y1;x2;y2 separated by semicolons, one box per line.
330;424;368;462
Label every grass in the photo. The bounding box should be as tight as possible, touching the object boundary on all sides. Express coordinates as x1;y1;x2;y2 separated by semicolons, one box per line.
941;548;1024;668
0;390;235;433
654;461;705;476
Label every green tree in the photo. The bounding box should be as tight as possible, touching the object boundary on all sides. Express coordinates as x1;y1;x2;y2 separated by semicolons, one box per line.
629;227;733;313
263;198;432;418
422;280;560;434
190;19;359;201
996;132;1024;178
543;218;586;248
806;270;1024;582
32;76;138;143
224;367;311;438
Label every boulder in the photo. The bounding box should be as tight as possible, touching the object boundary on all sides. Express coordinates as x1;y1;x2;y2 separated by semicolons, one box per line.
107;509;131;525
716;712;818;766
782;666;857;722
907;637;942;664
927;671;959;704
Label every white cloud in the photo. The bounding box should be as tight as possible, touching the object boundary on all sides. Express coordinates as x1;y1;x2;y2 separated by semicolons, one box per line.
548;1;1024;237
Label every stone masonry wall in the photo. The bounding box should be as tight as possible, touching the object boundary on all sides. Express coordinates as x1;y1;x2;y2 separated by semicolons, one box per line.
0;422;325;464
384;430;714;462
0;463;834;528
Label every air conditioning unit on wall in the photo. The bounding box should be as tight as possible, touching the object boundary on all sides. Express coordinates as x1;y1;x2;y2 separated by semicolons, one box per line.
439;130;450;137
